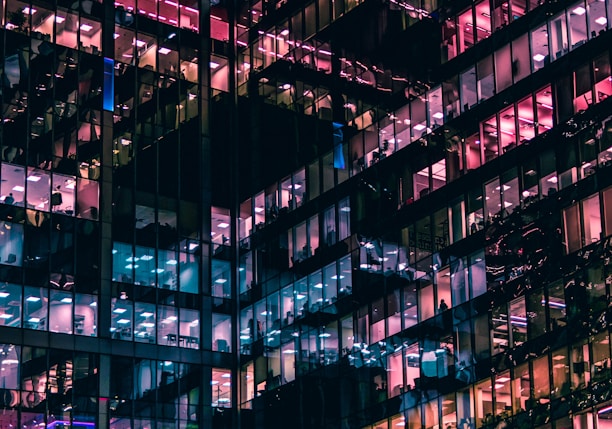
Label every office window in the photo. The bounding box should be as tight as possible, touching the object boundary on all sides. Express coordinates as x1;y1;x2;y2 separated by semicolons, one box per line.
157;248;177;288
448;197;465;245
290;278;305;320
337;254;352;297
428;86;444;128
474;377;493;426
516;96;535;144
531;24;549;71
111;296;133;340
418;279;434;321
266;292;280;339
594;52;612;102
179;251;199;294
526;289;546;339
550;348;570;399
51;173;76;215
26;168;50;211
499;105;516;153
436;266;451;312
280;284;294;327
588;0;608;38
239;306;253;351
512;362;530;413
484;178;500;221
401;282;417;329
386;349;404;397
511;0;528;19
309;214;319;254
432;160;446;193
0;220;23;267
571;340;591;389
134;301;155;343
49;290;73;334
320;321;338;365
574;63;594;111
549;11;569;61
411;95;427;139
477;56;495;102
213;313;231;352
55;10;79;48
158;305;178;346
568;2;588;50
491;304;508;355
211;369;231;408
535;86;554;133
0;284;21;327
521;160;539;205
338;197;351;240
76;177;99;220
1;163;25;207
239;251;253;294
423;398;439;429
474;0;492;40
239;199;253;241
414;165;429;200
582;194;601;244
322;152;335;193
441;19;458;62
501;175;519;216
539;149;558;197
466;187;483;236
563;204;582;253
591;332;610;383
179;1;199;32
495;43;512;92
495;370;512;419
253;191;265;228
457;8;474;54
546;280;566;332
293;222;307;264
281;341;296;382
321;205;335;247
509;297;527;347
265;183;278;223
403;342;419;390
370;297;385;343
308;270;323;312
512;33;530;83
134;245;156;287
292;168;306;206
492;0;510;30
179;308;200;349
253;298;266;340
340;314;354;356
279;176;292;211
0;344;19;389
307;159;320;200
468;250;487;299
460;67;477;112
322;261;338;305
532;354;550;402
213;207;232;249
481;115;499;162
79;17;101;54
212;258;231;298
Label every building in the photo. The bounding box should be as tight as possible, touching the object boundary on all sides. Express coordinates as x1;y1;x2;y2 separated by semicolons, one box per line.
0;0;612;428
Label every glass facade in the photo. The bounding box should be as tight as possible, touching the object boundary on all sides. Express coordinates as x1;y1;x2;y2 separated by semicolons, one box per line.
0;0;612;428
